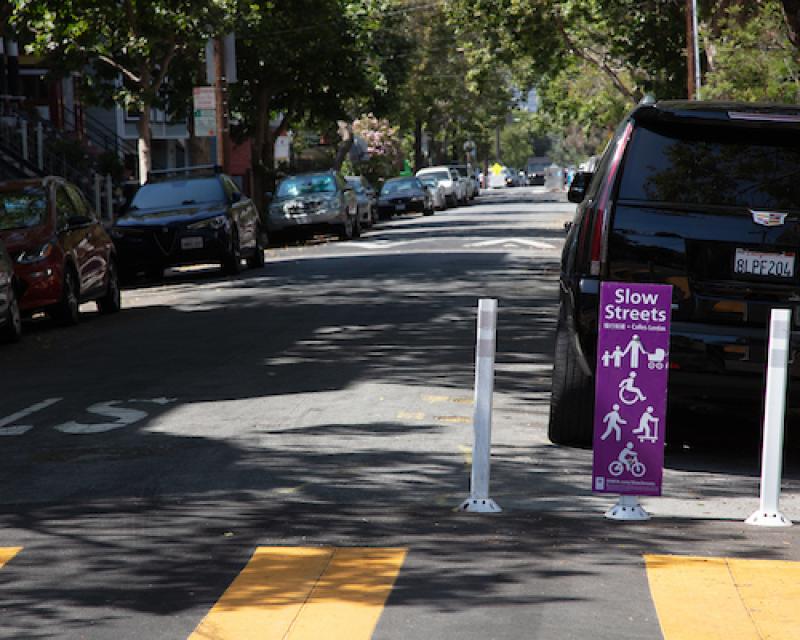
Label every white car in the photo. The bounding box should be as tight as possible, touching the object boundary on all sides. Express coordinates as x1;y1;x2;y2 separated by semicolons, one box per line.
416;166;459;207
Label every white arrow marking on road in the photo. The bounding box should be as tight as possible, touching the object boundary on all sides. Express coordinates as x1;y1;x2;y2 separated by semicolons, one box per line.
0;398;63;436
54;401;149;434
465;238;556;249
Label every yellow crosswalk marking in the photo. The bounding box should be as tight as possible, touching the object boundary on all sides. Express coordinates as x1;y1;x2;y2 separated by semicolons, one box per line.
0;547;21;569
645;554;800;639
189;547;406;640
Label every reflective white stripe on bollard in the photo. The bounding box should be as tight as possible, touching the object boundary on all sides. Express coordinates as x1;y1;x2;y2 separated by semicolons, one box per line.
459;299;502;513
746;308;793;527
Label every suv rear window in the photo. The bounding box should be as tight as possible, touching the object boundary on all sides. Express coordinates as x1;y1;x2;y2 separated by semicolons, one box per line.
618;123;800;210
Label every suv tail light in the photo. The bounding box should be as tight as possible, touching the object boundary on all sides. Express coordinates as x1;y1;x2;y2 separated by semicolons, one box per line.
590;122;634;276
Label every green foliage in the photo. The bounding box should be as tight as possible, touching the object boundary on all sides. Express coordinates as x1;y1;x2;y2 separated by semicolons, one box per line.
703;0;800;102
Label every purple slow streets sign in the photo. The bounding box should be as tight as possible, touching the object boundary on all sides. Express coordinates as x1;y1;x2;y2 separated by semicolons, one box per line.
592;282;672;497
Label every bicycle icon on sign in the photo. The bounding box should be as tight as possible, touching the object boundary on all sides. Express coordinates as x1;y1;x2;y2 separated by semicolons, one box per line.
608;442;647;478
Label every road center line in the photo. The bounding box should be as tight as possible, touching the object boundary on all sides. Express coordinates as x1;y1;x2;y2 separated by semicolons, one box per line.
645;554;800;639
0;547;22;569
188;547;406;640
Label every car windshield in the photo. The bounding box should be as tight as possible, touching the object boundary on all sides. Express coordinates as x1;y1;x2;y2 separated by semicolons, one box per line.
130;178;225;210
418;170;450;182
0;188;47;230
452;166;468;177
382;180;418;195
619;123;800;209
419;178;438;188
278;174;337;198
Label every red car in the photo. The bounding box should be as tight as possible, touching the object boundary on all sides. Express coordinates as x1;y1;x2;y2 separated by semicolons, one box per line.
0;177;121;325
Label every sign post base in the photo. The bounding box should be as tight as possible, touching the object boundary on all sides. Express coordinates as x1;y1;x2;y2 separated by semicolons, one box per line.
605;495;649;521
745;510;792;528
459;497;502;513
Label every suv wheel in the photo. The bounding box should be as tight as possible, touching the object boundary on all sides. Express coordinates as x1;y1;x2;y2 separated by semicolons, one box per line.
1;288;22;342
338;215;354;241
52;268;80;326
548;306;594;447
223;229;243;275
247;228;266;269
97;259;122;314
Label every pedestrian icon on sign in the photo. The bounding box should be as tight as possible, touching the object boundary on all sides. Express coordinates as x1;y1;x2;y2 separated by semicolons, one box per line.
600;404;626;442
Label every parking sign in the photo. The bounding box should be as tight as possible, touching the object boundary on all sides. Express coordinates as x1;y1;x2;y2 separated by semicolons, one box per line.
592;282;672;496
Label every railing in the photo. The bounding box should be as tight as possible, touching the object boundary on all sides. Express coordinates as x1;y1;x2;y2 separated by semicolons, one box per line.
0;116;117;222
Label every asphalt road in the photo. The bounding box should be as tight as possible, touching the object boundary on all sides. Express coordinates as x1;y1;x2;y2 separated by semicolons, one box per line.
2;187;800;639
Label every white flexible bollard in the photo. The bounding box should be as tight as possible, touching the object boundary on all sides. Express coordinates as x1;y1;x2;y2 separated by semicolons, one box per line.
746;308;793;527
460;298;502;513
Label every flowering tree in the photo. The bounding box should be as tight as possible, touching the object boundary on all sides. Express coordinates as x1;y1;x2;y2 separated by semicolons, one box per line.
349;113;404;182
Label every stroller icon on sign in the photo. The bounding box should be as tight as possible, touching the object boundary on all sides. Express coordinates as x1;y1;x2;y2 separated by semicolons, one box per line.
647;348;666;370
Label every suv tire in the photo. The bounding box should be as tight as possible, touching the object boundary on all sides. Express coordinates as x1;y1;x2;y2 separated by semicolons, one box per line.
51;268;80;326
548;306;594;447
97;259;122;314
1;288;22;342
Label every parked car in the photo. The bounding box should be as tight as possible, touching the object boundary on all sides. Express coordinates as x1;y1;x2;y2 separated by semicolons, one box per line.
526;157;551;186
377;177;434;218
0;239;21;341
268;171;359;241
450;164;478;200
417;175;447;211
416;166;459;207
112;168;263;279
0;177;120;325
345;176;377;229
550;100;800;446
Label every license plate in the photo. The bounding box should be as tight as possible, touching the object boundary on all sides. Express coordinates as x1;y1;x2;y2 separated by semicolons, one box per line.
181;237;203;250
395;204;405;212
734;248;795;278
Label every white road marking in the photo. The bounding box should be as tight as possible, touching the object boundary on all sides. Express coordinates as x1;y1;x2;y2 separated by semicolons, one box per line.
127;397;177;405
54;401;150;434
464;238;556;249
338;240;422;250
0;398;63;436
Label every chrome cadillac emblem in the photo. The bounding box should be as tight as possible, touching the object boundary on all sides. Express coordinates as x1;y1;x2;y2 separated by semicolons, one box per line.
751;210;788;227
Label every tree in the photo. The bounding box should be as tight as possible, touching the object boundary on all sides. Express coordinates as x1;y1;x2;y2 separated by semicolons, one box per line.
703;0;800;102
15;0;222;181
228;0;372;196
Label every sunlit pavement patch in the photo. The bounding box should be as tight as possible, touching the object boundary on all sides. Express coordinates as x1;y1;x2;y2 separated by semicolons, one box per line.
0;547;22;569
189;547;406;640
646;554;800;639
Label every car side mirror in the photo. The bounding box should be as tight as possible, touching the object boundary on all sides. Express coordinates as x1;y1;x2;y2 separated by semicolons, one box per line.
567;171;593;204
263;192;273;204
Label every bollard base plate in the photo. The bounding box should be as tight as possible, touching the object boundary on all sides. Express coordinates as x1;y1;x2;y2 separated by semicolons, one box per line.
459;497;502;513
746;510;792;527
605;495;650;521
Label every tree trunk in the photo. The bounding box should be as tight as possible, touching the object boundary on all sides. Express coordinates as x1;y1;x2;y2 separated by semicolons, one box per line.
137;105;152;184
414;118;423;172
333;120;353;172
783;0;800;48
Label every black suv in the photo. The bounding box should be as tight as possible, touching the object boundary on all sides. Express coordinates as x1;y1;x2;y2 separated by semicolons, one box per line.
112;167;264;280
550;100;800;446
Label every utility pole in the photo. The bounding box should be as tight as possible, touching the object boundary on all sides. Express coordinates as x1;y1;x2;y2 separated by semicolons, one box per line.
686;0;701;99
213;37;230;171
